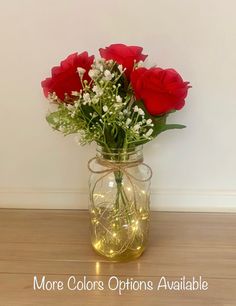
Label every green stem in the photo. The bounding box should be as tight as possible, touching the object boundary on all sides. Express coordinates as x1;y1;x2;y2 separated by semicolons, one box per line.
114;170;136;225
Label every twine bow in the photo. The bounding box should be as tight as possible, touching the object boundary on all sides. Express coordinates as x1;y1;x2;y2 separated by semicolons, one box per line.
88;157;152;210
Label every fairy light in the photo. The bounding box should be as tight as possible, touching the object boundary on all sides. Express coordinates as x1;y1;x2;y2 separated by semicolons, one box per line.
92;218;99;225
132;220;139;232
94;241;101;249
141;213;148;220
91;198;148;259
94;193;105;199
108;181;114;187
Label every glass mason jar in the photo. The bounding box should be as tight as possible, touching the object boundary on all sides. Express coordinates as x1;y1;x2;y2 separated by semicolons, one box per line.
88;145;152;261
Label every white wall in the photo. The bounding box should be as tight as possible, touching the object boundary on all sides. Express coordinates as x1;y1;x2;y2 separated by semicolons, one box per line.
0;0;236;211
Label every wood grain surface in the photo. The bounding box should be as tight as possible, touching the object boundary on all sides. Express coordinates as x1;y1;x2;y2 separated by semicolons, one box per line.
0;209;235;305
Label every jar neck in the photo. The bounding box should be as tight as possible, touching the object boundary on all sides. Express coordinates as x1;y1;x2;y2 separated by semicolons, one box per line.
96;145;143;163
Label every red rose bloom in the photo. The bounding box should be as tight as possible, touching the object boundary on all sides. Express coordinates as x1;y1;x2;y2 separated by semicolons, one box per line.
99;43;147;79
41;52;94;101
131;67;190;115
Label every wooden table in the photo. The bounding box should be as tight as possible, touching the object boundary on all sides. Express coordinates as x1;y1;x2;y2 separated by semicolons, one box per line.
0;209;235;305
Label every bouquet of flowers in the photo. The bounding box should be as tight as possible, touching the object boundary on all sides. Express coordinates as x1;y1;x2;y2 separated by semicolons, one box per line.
41;44;190;149
41;44;190;261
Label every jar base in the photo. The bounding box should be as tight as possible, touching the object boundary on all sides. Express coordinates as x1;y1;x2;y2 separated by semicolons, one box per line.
91;244;146;262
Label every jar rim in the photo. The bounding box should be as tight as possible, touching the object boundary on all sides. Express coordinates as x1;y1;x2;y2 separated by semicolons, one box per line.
96;145;143;161
96;145;143;154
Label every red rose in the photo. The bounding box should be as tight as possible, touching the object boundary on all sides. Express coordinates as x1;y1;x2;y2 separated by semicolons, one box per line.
41;52;94;101
99;43;147;79
131;67;190;115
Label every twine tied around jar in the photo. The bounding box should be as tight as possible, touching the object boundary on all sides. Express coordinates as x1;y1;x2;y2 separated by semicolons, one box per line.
88;157;153;183
88;156;152;212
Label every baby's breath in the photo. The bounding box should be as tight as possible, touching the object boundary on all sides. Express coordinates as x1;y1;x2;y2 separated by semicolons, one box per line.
46;58;156;148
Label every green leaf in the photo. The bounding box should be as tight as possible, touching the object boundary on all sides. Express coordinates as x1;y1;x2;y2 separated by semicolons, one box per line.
155;123;186;135
128;138;150;146
46;112;61;128
164;123;186;130
134;99;186;138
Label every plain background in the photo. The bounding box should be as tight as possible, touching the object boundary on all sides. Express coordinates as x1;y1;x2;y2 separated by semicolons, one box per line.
0;0;235;211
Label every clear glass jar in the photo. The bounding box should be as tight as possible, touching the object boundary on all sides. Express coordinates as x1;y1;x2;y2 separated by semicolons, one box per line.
88;146;152;261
